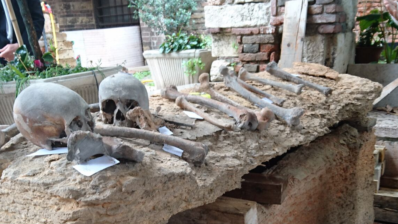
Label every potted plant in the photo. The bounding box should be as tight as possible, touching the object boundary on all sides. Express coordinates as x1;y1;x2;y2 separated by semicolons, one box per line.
356;9;398;63
0;45;120;124
130;0;215;89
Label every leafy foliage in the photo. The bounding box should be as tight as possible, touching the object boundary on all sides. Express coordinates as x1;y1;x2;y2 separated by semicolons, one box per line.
159;32;208;53
357;9;398;63
133;70;151;80
129;0;197;35
182;58;204;76
0;45;97;96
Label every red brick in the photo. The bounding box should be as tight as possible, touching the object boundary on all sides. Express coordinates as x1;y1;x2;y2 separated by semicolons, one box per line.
270;51;280;62
318;24;342;33
255;53;269;61
260;44;278;53
239;54;256;62
234;64;242;73
238;45;243;53
324;4;344;14
222;28;232;33
308;5;323;15
316;0;334;4
307;14;338;23
207;0;225;5
271;0;278;16
231;28;260;35
339;13;347;22
237;36;242;44
270;16;284;26
207;28;221;34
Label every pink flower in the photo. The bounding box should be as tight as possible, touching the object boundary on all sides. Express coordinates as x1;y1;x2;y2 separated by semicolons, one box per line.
76;55;80;60
34;60;44;69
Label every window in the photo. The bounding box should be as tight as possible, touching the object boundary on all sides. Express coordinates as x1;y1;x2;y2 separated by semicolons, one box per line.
94;0;139;28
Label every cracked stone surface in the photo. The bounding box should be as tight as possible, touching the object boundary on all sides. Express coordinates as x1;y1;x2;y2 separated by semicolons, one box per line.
0;72;382;224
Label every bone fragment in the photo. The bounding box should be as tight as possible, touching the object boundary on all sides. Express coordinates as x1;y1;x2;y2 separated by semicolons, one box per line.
94;125;208;166
266;62;332;96
0;124;20;148
238;67;304;94
126;107;158;131
237;79;285;106
162;86;259;131
67;131;144;163
196;73;274;131
175;96;236;131
89;103;100;113
220;66;305;127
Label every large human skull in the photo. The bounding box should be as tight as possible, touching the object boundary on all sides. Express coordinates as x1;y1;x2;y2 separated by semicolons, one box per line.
99;72;149;126
13;83;95;150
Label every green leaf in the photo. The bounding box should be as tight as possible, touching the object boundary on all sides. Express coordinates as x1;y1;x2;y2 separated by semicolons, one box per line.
42;52;54;62
8;64;25;79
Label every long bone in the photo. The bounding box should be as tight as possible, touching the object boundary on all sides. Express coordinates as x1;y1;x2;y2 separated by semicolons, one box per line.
94;125;208;166
67;131;145;164
237;78;285;106
175;96;236;131
196;73;275;130
0;124;20;148
266;61;332;96
238;67;304;94
220;66;305;127
161;86;259;131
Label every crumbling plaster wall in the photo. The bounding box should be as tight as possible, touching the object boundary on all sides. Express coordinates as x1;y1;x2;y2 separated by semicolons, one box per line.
205;0;357;73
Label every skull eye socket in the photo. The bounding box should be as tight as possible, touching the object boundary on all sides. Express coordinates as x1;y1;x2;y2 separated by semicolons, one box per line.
116;110;125;121
126;100;139;110
102;100;117;114
69;116;84;132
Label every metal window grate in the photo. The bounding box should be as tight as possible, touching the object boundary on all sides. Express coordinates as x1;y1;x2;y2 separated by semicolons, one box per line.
94;0;139;28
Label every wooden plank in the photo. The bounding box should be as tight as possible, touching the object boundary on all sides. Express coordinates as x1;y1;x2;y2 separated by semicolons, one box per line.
223;173;288;205
278;0;308;69
375;188;398;209
381;176;398;189
373;77;398;105
167;197;258;224
374;207;398;223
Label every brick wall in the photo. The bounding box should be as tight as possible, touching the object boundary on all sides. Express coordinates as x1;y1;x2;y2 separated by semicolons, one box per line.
205;0;350;73
141;0;207;51
45;0;96;31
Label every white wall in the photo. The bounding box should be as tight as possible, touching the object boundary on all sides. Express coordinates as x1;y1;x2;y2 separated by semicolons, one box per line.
64;26;144;68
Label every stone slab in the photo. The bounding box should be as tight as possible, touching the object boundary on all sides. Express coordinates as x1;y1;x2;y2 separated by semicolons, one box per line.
211;35;239;57
368;111;398;139
0;73;382;224
205;3;271;28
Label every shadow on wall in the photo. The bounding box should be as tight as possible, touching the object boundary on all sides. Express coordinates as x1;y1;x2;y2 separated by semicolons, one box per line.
65;26;144;68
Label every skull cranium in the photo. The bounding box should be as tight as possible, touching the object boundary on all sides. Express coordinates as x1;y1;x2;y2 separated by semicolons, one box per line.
99;72;149;126
13;83;95;150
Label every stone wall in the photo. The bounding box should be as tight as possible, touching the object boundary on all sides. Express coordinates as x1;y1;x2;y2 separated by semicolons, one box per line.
205;0;357;73
168;124;376;224
45;0;96;31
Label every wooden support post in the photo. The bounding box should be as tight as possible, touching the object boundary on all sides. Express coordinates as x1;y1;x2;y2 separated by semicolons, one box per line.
168;197;259;224
4;0;24;46
16;0;43;60
223;173;288;205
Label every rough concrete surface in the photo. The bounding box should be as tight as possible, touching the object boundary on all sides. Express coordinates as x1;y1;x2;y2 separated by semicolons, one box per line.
211;34;239;57
0;72;382;224
204;3;271;28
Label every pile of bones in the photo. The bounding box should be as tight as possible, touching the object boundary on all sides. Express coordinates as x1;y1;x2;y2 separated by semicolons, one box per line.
1;62;334;167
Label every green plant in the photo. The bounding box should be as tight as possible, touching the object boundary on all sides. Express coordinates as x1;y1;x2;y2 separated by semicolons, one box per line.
182;58;204;76
159;31;208;53
133;70;151;80
0;45;97;96
357;9;398;63
232;43;239;51
128;0;197;35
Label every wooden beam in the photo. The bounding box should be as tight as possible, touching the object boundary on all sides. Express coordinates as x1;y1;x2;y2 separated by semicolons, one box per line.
278;0;308;68
3;0;24;46
381;176;398;189
167;197;258;224
223;173;288;205
374;188;398;223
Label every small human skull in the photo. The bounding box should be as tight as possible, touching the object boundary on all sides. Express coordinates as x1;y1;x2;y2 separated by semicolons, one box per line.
99;72;149;126
13;83;95;150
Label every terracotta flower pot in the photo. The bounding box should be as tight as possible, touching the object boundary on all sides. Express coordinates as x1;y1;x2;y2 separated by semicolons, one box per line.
355;46;384;64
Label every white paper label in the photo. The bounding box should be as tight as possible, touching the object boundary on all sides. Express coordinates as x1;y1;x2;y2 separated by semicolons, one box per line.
26;147;68;157
158;126;173;135
163;144;183;157
183;111;204;120
73;155;120;177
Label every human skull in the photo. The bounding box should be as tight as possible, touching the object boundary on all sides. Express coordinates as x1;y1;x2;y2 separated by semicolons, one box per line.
99;72;149;126
13;83;95;150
